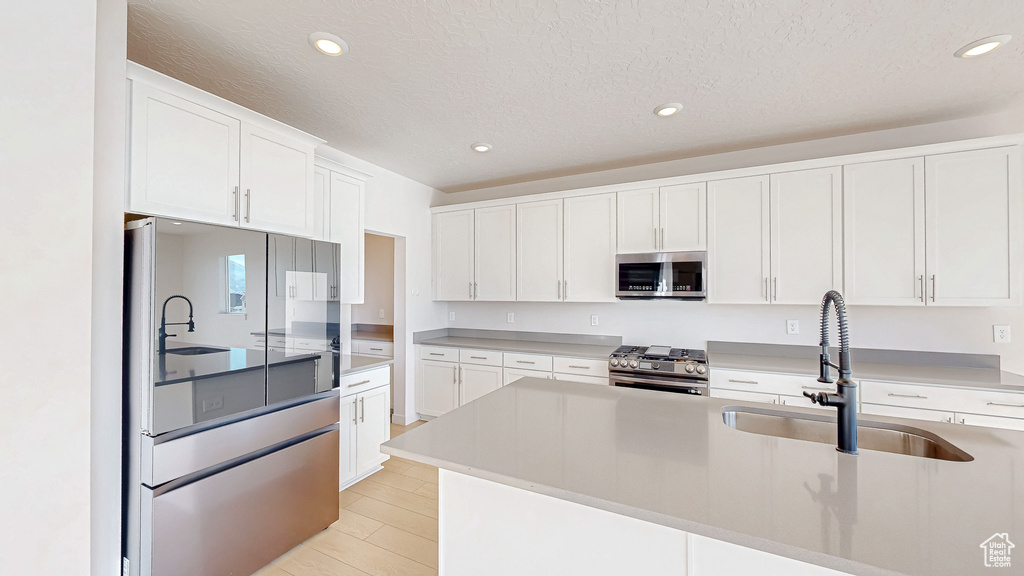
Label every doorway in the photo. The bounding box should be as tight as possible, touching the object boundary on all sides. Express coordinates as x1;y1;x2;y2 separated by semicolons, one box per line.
352;232;396;411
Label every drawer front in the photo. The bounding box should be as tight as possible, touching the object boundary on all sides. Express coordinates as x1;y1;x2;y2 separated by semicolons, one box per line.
861;403;954;423
419;345;459;363
552;373;609;386
340;366;390;397
358;341;394;357
294;338;329;352
553;356;610;378
711;369;823;396
710;388;779;405
504;352;554;371
269;336;287;348
460;348;503;367
861;380;1024;418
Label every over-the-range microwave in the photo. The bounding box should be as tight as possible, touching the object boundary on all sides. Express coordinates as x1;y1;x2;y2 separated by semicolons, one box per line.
615;251;706;300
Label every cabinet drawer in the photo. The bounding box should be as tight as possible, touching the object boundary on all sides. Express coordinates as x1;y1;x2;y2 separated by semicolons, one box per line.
357;340;393;357
553;357;610;378
861;380;1024;418
711;369;823;396
861;403;954;423
294;338;328;352
340;366;390;397
268;336;288;349
552;373;609;386
710;388;779;405
419;346;459;362
460;348;503;367
503;352;553;371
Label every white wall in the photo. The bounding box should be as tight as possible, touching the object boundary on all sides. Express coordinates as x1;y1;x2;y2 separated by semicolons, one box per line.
353;233;396;326
316;146;448;425
0;2;99;574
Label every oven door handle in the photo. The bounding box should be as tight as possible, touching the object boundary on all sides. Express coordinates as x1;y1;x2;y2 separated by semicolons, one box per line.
610;373;707;389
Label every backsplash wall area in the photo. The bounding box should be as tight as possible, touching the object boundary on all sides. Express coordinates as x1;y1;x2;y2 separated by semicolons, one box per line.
446;301;1024;374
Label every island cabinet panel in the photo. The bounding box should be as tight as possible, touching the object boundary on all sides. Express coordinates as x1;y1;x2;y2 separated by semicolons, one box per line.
433;210;475;301
473;205;517;301
925;146;1022;306
563;193;617;302
418;359;459;417
707;176;771;304
616;187;660;253
129;82;241;227
517;199;564;301
689;533;848;576
843;157;926;306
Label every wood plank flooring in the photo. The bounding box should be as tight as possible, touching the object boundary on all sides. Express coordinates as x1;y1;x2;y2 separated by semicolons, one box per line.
257;420;437;576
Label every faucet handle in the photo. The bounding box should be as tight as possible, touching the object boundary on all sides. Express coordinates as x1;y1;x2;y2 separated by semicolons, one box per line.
803;391;821;405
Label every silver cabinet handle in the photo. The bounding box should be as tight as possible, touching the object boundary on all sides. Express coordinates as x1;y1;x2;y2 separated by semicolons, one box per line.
370;347;383;351
244;189;251;223
348;379;371;388
232;186;239;221
801;385;832;391
764;277;769;302
653;227;658;249
469;281;473;299
557;280;561;299
987;402;1024;408
353;402;357;425
958;417;966;425
563;280;568;300
729;379;758;385
943;416;953;423
918;275;924;303
772;277;778;302
661;227;665;249
568;365;590;370
470;356;487;360
930;275;936;302
888;392;927;399
429;352;445;356
360;397;365;422
516;360;536;365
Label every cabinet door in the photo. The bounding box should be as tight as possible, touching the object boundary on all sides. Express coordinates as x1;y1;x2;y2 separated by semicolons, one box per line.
418;360;459;417
433;210;475;301
843;158;926;306
564;193;617;302
329;172;366;304
312;241;336;302
313;167;330;241
861;403;954;424
474;206;516;301
956;412;1024;431
770;167;842;305
659;183;707;251
616;188;660;253
356;385;391;475
460;364;504;405
271;235;294;299
517;199;564;301
925;146;1022;306
240;123;315;237
129;82;240;226
339;395;358;487
292;238;315;301
707;176;771;304
503;367;552;386
709;388;780;405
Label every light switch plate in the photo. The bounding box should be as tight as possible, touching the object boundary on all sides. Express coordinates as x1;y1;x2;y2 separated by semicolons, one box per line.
591;315;599;326
786;320;799;335
449;312;456;322
507;312;515;324
378;308;385;319
994;325;1011;343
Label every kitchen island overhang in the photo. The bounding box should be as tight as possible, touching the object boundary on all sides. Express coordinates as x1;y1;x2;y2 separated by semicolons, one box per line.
383;378;1024;576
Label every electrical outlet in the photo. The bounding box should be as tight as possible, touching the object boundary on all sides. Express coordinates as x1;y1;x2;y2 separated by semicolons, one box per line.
994;325;1011;343
449;311;456;322
378;308;385;319
787;320;799;335
202;397;224;413
507;312;515;324
591;315;599;326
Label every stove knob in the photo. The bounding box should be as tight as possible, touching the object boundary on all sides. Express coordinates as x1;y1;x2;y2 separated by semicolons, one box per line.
696;365;707;375
651;362;660;370
628;360;639;368
684;364;696;373
610;358;619;367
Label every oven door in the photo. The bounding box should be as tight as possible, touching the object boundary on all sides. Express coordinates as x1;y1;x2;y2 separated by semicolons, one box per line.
610;372;707;395
616;251;706;299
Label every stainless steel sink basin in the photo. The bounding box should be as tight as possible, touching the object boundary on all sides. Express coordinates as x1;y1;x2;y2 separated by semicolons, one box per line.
722;406;973;462
164;346;229;356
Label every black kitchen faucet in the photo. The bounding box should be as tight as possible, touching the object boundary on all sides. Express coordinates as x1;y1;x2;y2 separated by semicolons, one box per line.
803;290;859;455
158;294;194;354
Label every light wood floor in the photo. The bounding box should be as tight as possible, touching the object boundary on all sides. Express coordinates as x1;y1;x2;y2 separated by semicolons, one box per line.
256;420;438;576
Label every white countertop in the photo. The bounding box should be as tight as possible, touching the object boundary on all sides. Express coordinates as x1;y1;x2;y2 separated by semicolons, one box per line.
383;378;1024;576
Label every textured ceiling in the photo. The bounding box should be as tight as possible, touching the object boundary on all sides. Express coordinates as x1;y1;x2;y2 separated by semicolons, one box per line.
127;0;1024;193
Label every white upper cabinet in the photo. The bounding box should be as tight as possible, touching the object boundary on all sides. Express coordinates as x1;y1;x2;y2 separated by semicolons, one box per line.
328;171;366;304
127;64;321;235
313;167;330;241
474;206;516;301
517;199;565;301
616;188;660;253
434;210;475;301
707;176;771;304
925;146;1022;306
564;193;617;302
769;167;843;305
659;183;707;251
129;82;241;227
844;157;926;305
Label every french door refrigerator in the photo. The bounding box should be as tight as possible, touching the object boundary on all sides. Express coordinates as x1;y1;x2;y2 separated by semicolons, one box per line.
123;218;342;576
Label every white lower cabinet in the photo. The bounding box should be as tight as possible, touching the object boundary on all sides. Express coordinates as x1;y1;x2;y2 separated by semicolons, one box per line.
418;359;460;417
504;367;552;386
339;367;392;489
861;403;954;423
460;364;503;405
552;373;610;386
711;388;779;404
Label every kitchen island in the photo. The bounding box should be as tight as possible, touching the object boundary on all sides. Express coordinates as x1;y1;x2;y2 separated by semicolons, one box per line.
382;378;1024;576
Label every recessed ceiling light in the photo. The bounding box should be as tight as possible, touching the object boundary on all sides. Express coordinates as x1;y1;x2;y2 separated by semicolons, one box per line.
654;103;682;117
172;222;183;226
308;32;348;56
955;35;1011;58
471;143;492;153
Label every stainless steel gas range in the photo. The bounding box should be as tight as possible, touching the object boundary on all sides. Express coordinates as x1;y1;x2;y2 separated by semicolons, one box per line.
608;345;709;395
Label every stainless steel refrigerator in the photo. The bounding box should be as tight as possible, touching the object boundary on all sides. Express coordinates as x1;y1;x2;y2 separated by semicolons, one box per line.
123;218;342;576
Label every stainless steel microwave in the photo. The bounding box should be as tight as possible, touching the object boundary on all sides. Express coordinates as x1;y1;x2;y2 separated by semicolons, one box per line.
615;251;707;300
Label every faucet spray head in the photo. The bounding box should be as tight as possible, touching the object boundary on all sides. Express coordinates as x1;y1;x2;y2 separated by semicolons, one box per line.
187;319;195;332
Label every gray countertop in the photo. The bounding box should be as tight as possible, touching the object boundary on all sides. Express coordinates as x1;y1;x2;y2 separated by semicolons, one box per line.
338;354;393;375
712;353;1024;394
352;331;394;342
155;344;321;386
383;378;1024;576
417;336;618;360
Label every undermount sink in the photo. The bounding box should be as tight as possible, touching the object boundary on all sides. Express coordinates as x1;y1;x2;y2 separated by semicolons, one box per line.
722;406;973;462
164;346;229;356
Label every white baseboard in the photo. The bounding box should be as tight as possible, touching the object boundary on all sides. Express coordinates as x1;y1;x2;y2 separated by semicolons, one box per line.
392;413;429;426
